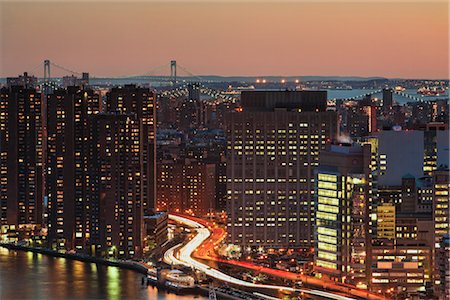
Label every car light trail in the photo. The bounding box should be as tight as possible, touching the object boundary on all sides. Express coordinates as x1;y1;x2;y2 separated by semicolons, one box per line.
167;214;356;300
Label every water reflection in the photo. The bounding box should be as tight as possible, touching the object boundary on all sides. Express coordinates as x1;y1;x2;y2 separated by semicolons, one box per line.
0;247;205;300
106;266;121;300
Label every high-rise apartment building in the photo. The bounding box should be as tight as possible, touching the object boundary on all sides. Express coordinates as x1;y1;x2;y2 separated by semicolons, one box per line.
156;159;216;216
46;87;100;250
0;86;44;228
106;85;156;215
88;113;143;258
314;143;372;286
157;160;184;213
226;90;337;249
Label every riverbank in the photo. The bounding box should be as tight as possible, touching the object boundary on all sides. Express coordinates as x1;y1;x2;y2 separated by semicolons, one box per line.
0;243;149;274
0;243;209;298
0;247;205;300
0;243;271;300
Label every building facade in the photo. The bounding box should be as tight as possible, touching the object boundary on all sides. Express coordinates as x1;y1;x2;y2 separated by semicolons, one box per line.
88;113;143;258
156;159;216;216
46;87;100;250
106;85;156;215
433;167;450;298
0;86;44;230
371;239;433;296
314;143;372;286
226;90;337;249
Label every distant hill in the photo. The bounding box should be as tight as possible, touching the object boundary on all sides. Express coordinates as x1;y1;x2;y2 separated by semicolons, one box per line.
196;75;389;82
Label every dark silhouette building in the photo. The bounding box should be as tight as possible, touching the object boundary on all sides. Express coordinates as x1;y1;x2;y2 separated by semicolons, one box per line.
0;86;44;228
6;72;38;89
46;87;100;250
382;88;393;110
88;113;143;258
106;85;156;216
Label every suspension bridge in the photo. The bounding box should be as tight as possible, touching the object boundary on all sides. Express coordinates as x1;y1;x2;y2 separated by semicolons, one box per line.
330;88;427;102
23;59;243;102
21;59;438;103
36;59;206;84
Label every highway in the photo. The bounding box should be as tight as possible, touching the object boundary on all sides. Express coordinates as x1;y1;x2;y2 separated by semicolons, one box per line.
165;214;357;300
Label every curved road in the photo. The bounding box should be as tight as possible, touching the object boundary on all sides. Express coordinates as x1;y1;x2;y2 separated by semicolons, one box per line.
165;214;356;300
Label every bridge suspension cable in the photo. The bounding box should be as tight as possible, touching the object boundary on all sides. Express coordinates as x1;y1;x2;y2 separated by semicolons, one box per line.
50;62;83;76
104;62;171;79
177;64;205;82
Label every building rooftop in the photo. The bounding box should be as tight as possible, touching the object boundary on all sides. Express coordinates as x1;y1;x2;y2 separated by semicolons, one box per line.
240;90;327;112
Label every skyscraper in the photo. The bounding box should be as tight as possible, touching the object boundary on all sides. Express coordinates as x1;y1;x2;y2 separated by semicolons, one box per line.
0;86;44;228
226;90;337;249
46;87;100;250
314;143;372;286
106;85;156;215
88;113;143;258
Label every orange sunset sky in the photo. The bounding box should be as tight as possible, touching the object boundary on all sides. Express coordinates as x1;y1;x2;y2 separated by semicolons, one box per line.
0;1;448;79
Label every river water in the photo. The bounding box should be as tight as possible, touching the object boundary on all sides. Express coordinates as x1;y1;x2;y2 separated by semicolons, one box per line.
0;247;206;300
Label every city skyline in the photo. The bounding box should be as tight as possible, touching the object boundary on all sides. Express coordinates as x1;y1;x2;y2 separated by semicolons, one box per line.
1;1;449;299
1;1;448;79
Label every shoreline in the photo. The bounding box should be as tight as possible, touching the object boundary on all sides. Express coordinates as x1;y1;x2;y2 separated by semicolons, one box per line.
0;243;149;274
0;243;245;300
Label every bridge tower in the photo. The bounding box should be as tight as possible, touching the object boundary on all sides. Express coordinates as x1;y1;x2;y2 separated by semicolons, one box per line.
44;59;51;95
170;60;177;84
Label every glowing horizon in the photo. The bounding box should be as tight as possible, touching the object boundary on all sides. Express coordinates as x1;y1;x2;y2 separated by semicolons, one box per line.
1;1;448;79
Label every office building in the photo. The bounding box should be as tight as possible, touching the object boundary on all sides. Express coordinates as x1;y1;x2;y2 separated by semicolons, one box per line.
394;213;434;244
144;212;169;250
373;128;449;186
376;204;396;239
433;167;450;248
314;143;372;286
226;90;337;249
424;124;450;175
377;174;433;215
46;87;100;250
339;102;377;138
433;167;450;296
437;235;450;300
0;86;44;229
376;130;424;186
371;239;433;296
106;85;156;215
